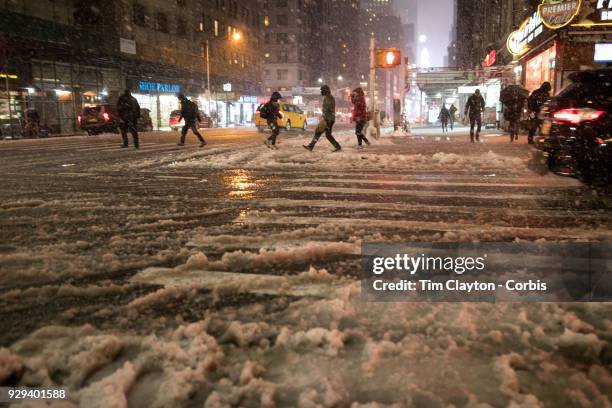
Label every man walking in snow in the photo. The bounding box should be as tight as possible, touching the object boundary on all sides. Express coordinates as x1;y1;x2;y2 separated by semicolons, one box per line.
303;85;342;152
177;94;206;147
527;81;551;145
117;89;141;149
439;104;450;133
464;89;485;142
449;104;457;130
350;87;370;149
262;91;283;149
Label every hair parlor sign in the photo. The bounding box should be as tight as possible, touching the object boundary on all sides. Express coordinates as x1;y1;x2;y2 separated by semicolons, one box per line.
538;0;582;29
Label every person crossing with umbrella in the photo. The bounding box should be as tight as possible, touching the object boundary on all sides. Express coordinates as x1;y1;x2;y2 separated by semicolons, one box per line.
500;84;529;142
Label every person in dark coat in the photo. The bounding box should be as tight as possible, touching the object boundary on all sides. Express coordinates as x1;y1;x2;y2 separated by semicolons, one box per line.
464;89;486;142
263;91;283;149
448;104;457;130
350;87;370;148
503;99;525;142
527;81;551;144
116;89;141;149
177;94;206;147
303;85;342;152
438;104;450;133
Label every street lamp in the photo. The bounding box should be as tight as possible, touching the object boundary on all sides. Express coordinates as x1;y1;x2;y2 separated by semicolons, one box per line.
317;78;323;83
205;31;242;116
337;75;343;81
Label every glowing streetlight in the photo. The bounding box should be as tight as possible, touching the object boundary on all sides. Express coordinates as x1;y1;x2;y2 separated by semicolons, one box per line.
232;31;242;42
337;75;343;81
317;78;323;83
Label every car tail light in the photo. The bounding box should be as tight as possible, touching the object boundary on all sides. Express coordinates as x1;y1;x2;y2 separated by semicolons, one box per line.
77;115;81;124
103;112;110;121
552;108;604;124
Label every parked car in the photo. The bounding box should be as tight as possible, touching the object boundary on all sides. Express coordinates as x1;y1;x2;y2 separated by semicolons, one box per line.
540;68;611;184
138;108;153;132
78;104;119;135
254;103;307;131
169;110;212;131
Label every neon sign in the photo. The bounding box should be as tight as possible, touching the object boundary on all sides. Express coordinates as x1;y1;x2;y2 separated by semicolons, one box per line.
483;50;497;67
538;0;581;29
507;12;544;56
138;81;180;93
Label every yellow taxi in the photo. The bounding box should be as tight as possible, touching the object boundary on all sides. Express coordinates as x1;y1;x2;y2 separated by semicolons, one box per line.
254;102;307;131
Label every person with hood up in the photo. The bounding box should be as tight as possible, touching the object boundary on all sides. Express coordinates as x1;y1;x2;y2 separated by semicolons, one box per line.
527;81;551;144
116;89;141;149
177;94;206;147
448;104;457;130
464;89;486;142
303;85;342;152
350;87;370;149
261;91;283;149
439;104;450;133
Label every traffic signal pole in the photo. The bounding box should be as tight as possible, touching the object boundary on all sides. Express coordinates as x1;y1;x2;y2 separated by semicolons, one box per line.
369;36;380;139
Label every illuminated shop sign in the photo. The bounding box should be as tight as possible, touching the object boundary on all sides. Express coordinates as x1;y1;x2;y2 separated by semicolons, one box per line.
138;81;180;93
483;50;497;67
572;0;612;26
0;73;18;79
507;12;544;56
594;43;612;61
538;0;581;29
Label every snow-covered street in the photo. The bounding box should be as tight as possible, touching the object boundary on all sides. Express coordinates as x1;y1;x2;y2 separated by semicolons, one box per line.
1;128;611;407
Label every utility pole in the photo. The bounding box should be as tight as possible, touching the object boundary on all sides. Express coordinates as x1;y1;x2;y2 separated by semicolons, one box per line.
206;40;211;116
368;36;380;139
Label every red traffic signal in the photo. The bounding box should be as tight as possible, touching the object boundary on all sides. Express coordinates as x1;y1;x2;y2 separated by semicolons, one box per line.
376;48;401;68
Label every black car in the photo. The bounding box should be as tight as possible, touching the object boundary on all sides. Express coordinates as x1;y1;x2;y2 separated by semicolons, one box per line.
78;104;119;135
540;69;611;184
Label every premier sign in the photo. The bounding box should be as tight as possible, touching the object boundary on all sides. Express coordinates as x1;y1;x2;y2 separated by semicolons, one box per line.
539;0;581;29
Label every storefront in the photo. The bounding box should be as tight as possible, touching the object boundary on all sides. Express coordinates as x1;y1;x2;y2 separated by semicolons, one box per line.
506;0;612;94
209;92;260;127
1;60;121;137
130;80;182;131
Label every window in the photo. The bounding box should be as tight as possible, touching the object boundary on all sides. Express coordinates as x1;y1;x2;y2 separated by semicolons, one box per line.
176;18;187;37
278;51;288;63
276;0;287;6
277;15;287;25
214;20;219;36
277;69;288;80
264;33;271;44
156;12;168;33
177;0;186;5
264;15;270;26
133;3;146;26
277;33;288;44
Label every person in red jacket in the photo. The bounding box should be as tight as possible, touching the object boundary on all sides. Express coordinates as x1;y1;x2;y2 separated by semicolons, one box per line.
350;87;370;149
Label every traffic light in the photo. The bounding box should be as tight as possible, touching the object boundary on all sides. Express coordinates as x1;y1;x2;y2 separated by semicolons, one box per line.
376;48;401;68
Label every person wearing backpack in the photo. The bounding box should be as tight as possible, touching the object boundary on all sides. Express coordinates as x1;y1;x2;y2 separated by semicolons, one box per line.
177;94;206;147
527;82;551;145
262;91;283;149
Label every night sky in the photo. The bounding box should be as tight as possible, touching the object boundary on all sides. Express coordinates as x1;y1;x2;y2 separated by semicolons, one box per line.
394;0;455;67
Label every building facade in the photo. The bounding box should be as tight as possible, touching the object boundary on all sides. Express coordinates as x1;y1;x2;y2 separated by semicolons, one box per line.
261;0;316;95
0;0;265;136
